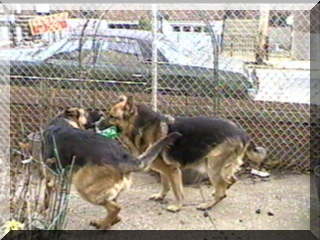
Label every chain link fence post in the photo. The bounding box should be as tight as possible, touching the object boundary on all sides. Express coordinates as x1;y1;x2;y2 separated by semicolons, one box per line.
151;5;158;112
4;8;315;222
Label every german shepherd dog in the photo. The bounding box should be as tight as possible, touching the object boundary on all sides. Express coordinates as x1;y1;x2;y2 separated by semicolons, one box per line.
18;107;104;177
42;107;181;229
109;95;267;212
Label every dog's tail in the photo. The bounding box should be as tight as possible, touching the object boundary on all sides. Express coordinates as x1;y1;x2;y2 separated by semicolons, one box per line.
245;142;267;168
137;132;182;170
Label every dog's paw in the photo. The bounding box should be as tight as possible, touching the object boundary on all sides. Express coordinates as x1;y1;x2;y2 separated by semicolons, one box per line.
149;193;166;201
166;204;181;212
90;221;111;230
111;216;122;226
196;203;213;211
90;216;121;229
89;219;102;229
96;224;112;230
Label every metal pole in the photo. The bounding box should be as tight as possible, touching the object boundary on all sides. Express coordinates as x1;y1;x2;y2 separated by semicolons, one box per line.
255;7;270;64
151;5;158;112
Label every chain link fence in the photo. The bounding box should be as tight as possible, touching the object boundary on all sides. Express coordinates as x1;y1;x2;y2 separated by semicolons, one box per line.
2;5;317;174
1;3;318;231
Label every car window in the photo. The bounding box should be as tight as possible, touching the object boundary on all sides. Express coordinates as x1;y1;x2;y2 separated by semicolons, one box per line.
48;49;95;64
96;37;143;65
157;36;194;65
47;38;95;64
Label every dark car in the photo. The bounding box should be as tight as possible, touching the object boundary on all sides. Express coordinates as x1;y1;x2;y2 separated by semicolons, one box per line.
4;29;258;98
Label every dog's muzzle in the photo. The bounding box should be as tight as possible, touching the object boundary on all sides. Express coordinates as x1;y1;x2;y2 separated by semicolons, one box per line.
93;116;105;133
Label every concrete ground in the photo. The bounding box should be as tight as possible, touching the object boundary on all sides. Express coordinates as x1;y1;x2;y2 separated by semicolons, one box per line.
66;172;311;230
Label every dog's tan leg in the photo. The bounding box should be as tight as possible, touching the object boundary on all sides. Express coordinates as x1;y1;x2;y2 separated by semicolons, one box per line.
43;183;52;211
197;142;244;210
149;173;170;201
73;165;124;229
120;135;140;157
150;158;184;212
197;177;228;210
90;200;121;230
43;171;55;213
166;166;184;212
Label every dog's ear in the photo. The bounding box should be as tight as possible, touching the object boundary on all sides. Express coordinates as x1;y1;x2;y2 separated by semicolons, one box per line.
125;96;134;110
65;107;80;118
117;95;127;103
123;96;136;118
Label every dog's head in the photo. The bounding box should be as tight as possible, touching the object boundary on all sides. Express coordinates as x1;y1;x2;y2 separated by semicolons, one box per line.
84;108;105;130
246;145;267;169
62;107;104;130
109;95;137;129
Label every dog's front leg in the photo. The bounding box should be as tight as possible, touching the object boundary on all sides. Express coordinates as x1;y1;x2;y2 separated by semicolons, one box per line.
166;166;184;212
43;175;54;213
149;173;170;201
119;135;140;157
150;158;184;212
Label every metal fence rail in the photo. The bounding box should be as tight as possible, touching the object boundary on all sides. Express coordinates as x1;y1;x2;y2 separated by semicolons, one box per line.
2;6;317;175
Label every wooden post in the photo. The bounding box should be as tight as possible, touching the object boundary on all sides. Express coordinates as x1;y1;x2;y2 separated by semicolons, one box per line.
255;8;270;64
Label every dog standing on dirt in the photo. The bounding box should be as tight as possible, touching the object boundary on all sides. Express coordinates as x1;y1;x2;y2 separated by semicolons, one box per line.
18;108;104;181
109;95;267;212
42;107;181;229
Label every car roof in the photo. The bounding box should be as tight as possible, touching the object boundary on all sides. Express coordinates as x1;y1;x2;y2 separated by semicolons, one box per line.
71;29;154;42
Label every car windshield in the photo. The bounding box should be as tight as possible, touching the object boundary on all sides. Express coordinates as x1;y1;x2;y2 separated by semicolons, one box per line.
34;36;143;61
157;35;195;65
32;33;243;75
34;38;95;60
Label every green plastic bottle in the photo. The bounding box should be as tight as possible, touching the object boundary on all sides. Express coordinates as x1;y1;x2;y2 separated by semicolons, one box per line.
99;126;121;139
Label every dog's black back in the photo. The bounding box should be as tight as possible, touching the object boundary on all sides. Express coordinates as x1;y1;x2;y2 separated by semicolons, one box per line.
43;125;139;171
167;117;249;166
42;110;180;173
134;105;167;129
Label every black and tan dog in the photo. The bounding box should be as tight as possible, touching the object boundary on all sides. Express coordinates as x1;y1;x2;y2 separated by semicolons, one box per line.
42;107;181;229
109;95;267;212
18;107;104;177
16;108;105;215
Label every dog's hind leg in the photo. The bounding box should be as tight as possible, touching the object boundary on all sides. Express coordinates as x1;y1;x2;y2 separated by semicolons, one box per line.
197;175;228;211
197;141;243;211
90;200;121;230
73;165;125;229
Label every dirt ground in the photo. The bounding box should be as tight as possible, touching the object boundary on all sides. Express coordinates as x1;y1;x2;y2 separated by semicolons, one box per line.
66;172;311;231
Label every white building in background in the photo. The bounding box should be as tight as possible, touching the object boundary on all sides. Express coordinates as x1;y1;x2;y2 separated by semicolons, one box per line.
0;4;70;48
159;18;224;68
0;17;10;48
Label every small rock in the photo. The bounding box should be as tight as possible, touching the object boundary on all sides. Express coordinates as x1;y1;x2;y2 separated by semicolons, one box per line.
180;220;185;225
158;212;162;215
255;209;261;214
267;211;274;216
239;219;243;222
203;211;209;218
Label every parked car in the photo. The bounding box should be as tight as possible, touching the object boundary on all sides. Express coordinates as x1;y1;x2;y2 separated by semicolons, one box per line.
2;29;258;98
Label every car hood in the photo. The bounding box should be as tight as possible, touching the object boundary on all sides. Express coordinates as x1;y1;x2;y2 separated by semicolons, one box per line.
0;48;42;61
0;39;68;62
195;56;250;76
